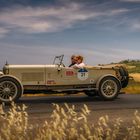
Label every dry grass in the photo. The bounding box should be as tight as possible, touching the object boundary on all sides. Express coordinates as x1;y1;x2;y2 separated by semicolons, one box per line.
122;84;140;94
0;103;140;140
130;73;140;82
122;80;140;94
122;73;140;94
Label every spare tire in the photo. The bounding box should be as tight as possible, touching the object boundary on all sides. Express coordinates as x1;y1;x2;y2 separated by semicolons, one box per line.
119;66;129;88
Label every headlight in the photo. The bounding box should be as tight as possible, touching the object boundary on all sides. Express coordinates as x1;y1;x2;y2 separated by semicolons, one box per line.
3;65;9;74
0;71;3;76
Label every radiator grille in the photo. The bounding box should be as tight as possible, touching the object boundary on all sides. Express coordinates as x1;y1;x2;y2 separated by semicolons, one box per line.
22;72;44;82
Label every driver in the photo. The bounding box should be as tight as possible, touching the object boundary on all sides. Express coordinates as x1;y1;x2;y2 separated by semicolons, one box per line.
69;55;77;67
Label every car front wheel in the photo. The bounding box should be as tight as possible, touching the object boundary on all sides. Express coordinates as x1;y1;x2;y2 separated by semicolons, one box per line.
0;77;23;103
98;76;120;100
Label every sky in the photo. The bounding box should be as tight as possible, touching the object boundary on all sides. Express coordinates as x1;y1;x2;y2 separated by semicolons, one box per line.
0;0;140;68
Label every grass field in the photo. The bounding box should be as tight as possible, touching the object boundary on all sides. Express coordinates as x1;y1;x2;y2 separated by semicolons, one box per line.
122;80;140;94
122;73;140;94
120;60;140;73
118;60;140;94
129;73;140;82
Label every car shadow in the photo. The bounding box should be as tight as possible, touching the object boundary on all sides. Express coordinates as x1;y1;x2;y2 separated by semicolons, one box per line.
16;95;117;105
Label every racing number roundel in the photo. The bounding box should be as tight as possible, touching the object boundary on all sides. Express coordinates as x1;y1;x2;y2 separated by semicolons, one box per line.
77;68;88;80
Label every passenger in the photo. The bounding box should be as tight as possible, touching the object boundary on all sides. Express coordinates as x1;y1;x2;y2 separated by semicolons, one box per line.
72;55;85;68
69;55;77;67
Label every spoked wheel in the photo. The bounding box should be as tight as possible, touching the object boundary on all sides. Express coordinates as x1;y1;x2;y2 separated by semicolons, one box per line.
98;76;121;100
0;77;23;103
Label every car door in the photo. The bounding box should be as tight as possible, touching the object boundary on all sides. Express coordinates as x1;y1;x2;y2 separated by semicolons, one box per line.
57;67;90;85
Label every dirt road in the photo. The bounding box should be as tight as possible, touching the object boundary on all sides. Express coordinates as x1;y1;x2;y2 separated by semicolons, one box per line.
8;93;139;125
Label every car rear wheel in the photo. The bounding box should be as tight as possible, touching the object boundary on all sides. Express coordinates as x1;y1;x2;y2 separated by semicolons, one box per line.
0;77;23;103
98;76;120;100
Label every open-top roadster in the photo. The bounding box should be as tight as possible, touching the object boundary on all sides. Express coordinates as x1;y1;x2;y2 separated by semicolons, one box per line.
0;55;129;103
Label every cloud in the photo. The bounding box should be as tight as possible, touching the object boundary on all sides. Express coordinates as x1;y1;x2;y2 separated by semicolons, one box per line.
108;9;129;15
120;0;140;2
131;21;140;30
0;3;95;33
0;2;130;35
0;27;9;38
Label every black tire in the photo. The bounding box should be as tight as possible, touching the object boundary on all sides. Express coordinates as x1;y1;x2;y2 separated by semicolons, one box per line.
0;76;23;103
98;76;120;100
119;66;129;88
85;90;97;97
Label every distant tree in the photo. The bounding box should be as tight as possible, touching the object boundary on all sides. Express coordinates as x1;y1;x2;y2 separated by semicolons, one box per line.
119;59;129;64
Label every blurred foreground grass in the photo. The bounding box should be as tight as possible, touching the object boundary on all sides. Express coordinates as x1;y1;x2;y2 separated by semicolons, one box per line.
0;103;140;140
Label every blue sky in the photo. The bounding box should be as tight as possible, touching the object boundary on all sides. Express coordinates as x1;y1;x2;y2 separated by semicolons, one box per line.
0;0;140;68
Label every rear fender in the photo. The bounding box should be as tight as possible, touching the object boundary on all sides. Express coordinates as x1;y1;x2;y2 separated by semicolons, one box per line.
96;74;121;90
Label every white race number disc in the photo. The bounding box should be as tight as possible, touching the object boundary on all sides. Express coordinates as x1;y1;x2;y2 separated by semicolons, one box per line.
77;68;88;81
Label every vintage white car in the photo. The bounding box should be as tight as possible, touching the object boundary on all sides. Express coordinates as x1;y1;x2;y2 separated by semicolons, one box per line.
0;55;129;103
